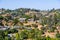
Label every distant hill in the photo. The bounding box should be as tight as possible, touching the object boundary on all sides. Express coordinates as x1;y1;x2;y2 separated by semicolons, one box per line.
0;8;60;17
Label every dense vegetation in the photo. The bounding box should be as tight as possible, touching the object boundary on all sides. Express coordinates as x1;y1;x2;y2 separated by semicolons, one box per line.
0;8;60;40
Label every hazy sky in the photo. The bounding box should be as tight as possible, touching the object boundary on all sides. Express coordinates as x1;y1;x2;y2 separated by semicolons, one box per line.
0;0;60;10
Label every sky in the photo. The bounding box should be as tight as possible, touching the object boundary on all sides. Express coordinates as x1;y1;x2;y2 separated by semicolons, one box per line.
0;0;60;10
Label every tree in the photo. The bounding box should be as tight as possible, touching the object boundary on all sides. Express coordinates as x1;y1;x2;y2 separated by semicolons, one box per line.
5;36;11;40
13;18;19;25
5;9;11;13
0;30;5;40
8;29;18;33
33;15;36;21
56;33;60;38
19;30;28;40
32;24;38;28
46;36;51;40
0;16;4;20
16;33;20;40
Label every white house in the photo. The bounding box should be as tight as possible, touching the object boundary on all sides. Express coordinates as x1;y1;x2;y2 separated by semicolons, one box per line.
19;18;26;22
28;18;34;22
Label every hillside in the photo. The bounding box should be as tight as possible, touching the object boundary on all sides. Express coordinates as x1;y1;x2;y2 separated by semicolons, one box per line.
0;8;60;40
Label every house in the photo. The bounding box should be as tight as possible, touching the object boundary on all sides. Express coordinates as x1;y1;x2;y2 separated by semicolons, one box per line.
56;26;60;30
36;20;40;23
56;26;60;33
23;26;32;30
0;26;9;30
8;34;12;37
8;33;16;37
13;26;20;29
0;9;2;14
4;26;10;28
28;18;34;22
19;18;26;22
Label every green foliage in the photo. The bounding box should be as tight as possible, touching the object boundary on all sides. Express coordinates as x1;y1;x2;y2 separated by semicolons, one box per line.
0;30;8;40
0;29;18;40
5;36;11;40
16;33;20;40
13;18;19;25
5;9;11;13
8;29;18;33
5;16;12;20
25;25;31;27
22;15;32;21
56;33;60;38
17;28;45;40
33;15;36;21
0;16;4;20
48;27;56;32
32;24;38;28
